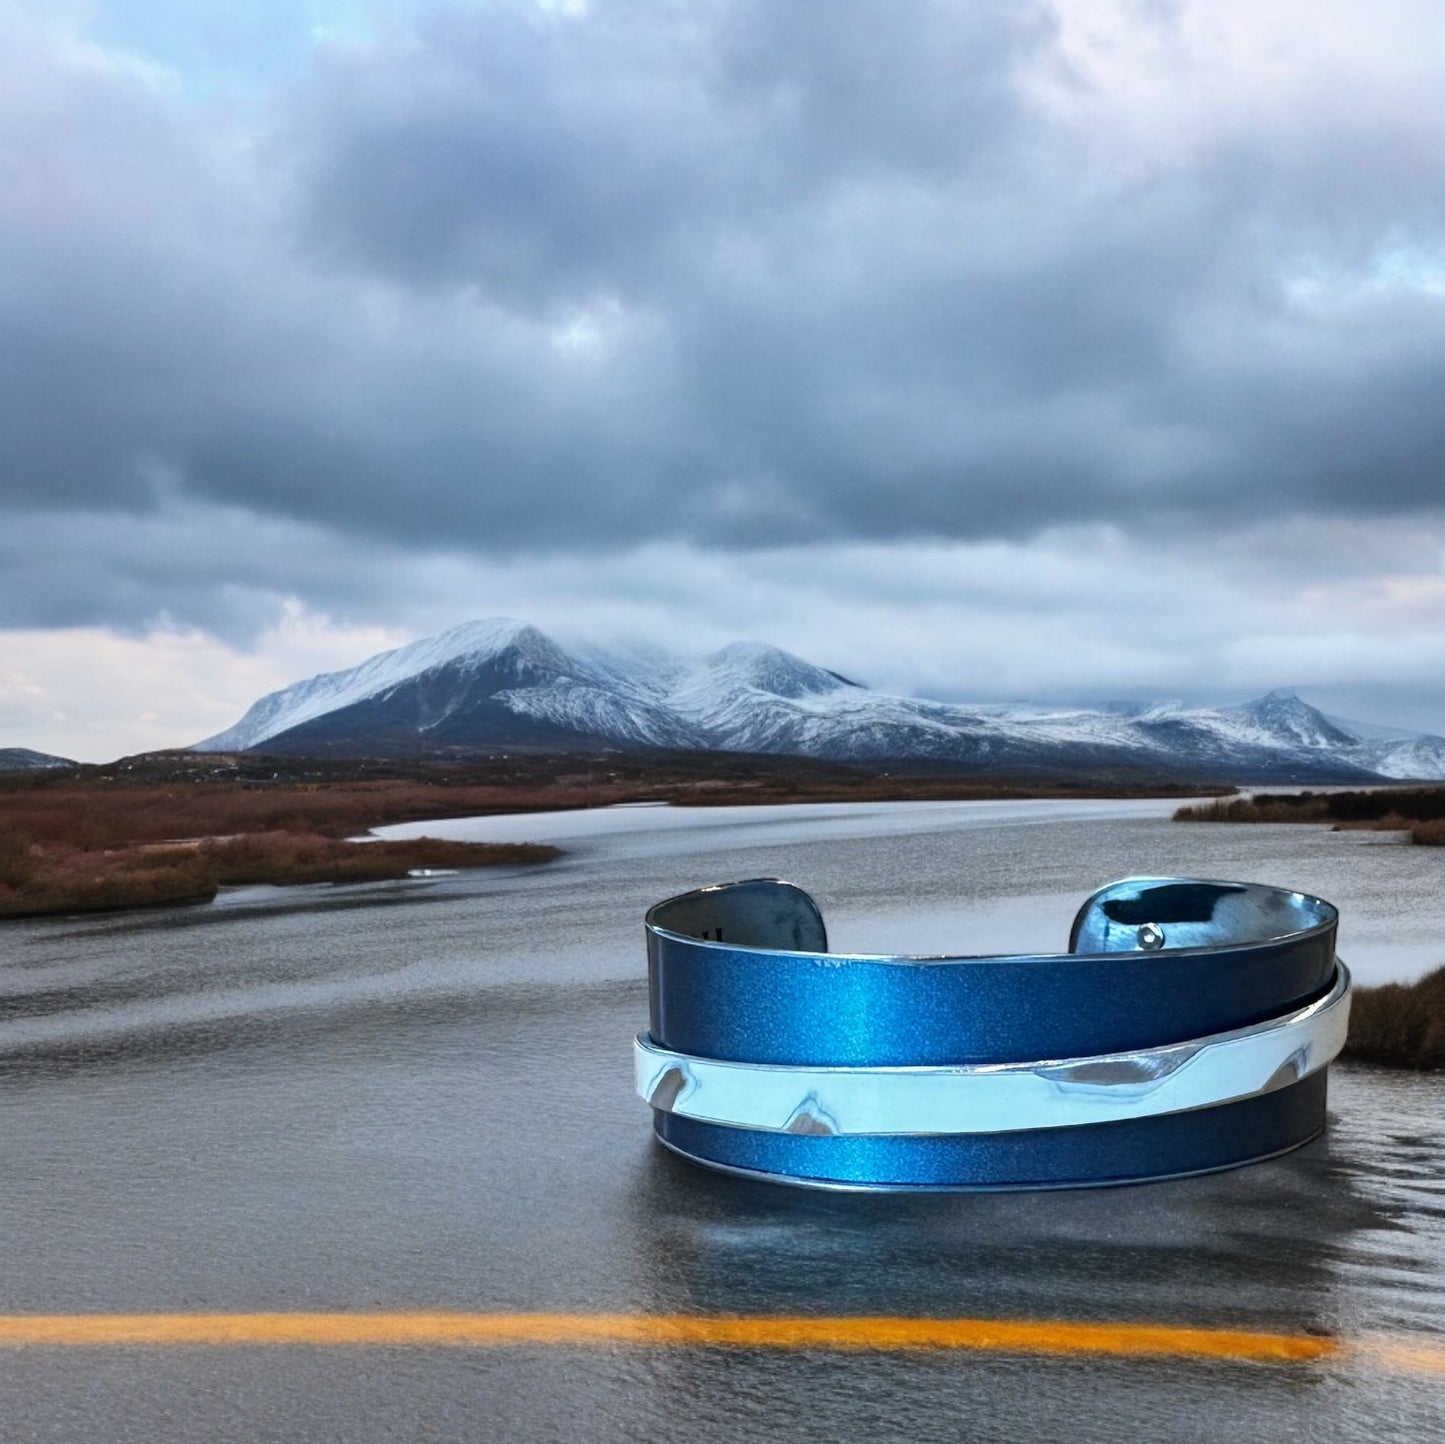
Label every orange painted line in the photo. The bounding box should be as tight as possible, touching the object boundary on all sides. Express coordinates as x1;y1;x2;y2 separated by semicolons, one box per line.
1356;1336;1445;1377
0;1313;1347;1363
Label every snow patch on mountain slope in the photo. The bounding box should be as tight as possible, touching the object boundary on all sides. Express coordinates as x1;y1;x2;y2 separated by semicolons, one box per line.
1355;735;1445;780
492;681;705;750
666;645;856;740
0;747;74;772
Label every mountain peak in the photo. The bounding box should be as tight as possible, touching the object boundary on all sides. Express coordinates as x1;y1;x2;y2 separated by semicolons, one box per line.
1232;689;1356;749
389;617;563;671
195;618;583;752
429;617;540;653
699;641;860;699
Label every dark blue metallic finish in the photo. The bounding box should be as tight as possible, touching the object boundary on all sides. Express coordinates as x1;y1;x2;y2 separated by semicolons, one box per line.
646;928;1337;1068
654;1070;1329;1191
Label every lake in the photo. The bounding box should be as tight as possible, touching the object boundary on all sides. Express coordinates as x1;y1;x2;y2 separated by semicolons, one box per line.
1;797;1441;1442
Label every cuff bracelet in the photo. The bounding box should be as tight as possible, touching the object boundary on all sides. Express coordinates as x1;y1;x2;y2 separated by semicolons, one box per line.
635;876;1349;1191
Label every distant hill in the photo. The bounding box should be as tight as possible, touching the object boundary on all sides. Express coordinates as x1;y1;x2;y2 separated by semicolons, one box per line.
0;748;75;773
195;618;1445;782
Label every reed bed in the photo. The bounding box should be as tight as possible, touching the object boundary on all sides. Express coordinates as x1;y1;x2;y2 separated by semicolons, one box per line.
0;828;556;919
1344;968;1445;1068
1174;787;1445;845
0;769;562;919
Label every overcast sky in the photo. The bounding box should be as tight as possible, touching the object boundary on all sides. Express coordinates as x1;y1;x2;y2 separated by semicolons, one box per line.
4;0;1445;761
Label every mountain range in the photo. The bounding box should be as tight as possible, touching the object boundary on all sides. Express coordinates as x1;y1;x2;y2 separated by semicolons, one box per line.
193;618;1445;782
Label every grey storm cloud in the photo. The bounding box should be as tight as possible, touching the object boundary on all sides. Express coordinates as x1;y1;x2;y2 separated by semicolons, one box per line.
4;0;1445;632
287;0;1048;301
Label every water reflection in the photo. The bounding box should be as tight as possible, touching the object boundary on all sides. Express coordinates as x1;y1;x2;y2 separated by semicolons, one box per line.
629;1125;1384;1336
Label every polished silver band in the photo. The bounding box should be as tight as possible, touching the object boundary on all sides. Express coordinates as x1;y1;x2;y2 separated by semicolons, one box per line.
636;960;1349;1137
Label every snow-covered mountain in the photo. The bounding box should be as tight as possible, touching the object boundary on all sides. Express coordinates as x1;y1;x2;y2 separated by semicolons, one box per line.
0;747;74;773
194;619;1445;781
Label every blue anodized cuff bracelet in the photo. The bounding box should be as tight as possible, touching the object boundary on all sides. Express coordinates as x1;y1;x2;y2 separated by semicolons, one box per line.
636;876;1350;1191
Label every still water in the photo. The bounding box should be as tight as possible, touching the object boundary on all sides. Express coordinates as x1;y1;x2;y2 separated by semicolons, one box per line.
0;799;1441;1442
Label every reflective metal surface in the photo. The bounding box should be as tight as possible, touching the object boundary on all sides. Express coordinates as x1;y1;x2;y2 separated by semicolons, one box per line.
640;876;1349;1189
636;963;1350;1135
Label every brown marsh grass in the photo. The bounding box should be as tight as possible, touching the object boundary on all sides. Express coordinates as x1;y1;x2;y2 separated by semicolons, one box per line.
0;830;556;919
0;768;561;921
1174;786;1445;845
1344;968;1445;1068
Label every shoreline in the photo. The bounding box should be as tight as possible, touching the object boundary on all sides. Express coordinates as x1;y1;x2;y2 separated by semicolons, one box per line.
0;750;1224;920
